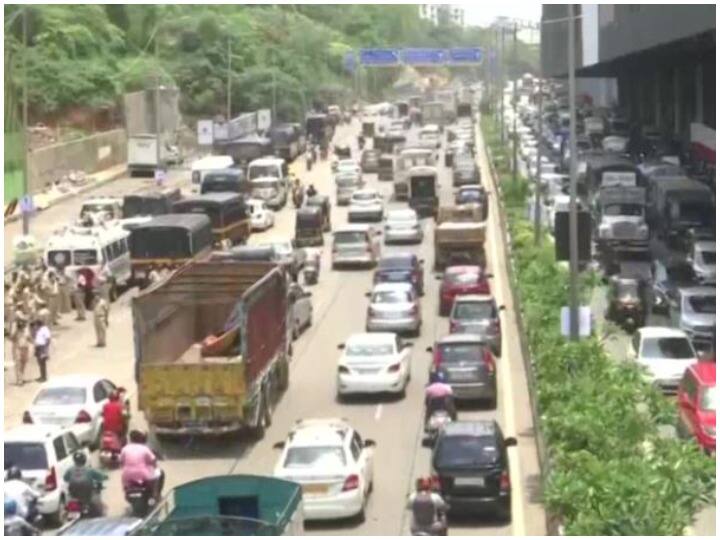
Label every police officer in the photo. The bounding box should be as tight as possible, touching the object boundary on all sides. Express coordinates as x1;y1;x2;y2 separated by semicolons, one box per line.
58;267;73;314
93;295;109;348
42;269;60;326
13;315;32;386
73;274;87;321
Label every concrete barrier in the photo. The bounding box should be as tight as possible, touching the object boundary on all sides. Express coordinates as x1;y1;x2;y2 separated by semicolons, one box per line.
26;129;127;193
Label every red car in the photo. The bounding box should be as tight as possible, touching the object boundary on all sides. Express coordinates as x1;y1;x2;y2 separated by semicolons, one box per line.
437;265;491;316
677;362;716;455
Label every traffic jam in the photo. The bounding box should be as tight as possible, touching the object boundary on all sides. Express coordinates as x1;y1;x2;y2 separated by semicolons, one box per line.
4;87;541;536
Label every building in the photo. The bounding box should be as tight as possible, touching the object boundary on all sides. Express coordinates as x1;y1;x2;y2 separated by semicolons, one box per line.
541;4;715;160
419;4;464;27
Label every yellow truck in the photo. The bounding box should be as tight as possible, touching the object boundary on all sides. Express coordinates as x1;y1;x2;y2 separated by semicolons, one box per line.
433;205;486;271
133;260;290;439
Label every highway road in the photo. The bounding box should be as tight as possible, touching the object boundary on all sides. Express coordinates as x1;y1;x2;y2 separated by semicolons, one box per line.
4;117;546;535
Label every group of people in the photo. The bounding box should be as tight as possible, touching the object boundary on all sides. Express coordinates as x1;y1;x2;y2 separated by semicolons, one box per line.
5;262;111;385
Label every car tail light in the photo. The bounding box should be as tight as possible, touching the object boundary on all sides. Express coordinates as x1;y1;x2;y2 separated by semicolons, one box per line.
342;474;360;492
483;348;496;374
45;467;58;491
499;470;510;491
75;410;92;423
387;363;401;373
22;411;33;424
478;279;490;295
338;365;350;374
66;499;81;512
491;320;501;334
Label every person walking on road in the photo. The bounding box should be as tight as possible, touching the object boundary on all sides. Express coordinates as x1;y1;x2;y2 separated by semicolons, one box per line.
13;316;32;386
58;267;72;314
93;295;109;348
73;274;87;321
43;269;61;326
32;319;51;383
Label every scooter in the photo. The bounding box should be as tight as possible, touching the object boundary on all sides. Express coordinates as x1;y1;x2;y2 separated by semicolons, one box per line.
423;409;453;446
125;479;155;518
303;249;321;286
99;430;123;469
66;482;105;521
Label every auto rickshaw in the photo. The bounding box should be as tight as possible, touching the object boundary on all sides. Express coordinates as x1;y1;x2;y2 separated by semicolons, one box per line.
303;247;322;285
334;144;352;159
305;195;332;232
295;206;324;247
605;275;647;332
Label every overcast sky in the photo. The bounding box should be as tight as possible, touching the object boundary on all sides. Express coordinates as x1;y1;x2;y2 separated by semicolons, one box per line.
462;2;542;27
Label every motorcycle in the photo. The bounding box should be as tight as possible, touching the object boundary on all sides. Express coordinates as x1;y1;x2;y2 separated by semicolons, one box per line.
99;430;123;469
423;396;455;446
125;479;156;518
66;482;105;521
303;249;321;286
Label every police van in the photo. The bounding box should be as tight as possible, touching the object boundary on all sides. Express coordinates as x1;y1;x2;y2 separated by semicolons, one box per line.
44;223;131;300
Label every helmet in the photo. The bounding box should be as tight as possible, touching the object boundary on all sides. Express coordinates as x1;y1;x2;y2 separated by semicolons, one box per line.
6;466;22;480
4;499;17;516
72;451;87;466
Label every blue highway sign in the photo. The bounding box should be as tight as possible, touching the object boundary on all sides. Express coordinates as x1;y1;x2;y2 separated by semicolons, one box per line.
448;47;483;64
400;48;446;66
359;48;399;66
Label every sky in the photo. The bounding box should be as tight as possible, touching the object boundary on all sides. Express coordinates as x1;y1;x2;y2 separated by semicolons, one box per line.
461;1;542;27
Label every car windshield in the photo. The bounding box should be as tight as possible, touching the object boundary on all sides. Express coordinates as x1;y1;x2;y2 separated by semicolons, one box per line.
438;343;483;364
379;257;411;269
446;272;480;285
73;250;99;265
604;203;643;217
701;251;716;264
346;343;394;356
248;165;279;180
284;446;346;469
269;242;292;256
4;443;48;471
334;231;367;244
33;387;86;406
641;337;694;359
615;282;639;297
679;202;715;226
353;192;377;201
435;435;499;468
372;291;412;304
453;301;494;320
700;386;717;412
388;212;416;223
81;204;114;215
687;295;716;314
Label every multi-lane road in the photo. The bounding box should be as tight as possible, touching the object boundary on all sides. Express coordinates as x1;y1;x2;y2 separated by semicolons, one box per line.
4;116;546;535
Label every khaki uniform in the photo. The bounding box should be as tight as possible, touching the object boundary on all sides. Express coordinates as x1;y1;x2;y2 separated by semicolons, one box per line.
93;297;109;347
13;323;32;385
44;273;61;326
5;288;14;336
58;271;72;313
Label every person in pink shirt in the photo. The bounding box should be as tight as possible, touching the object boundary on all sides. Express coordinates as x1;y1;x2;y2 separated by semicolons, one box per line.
425;371;456;423
120;430;164;500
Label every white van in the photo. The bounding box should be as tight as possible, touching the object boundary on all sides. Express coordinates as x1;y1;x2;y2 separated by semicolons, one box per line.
44;223;131;299
191;155;235;191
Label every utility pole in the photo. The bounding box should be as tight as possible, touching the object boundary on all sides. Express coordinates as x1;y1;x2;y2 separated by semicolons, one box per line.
534;23;543;245
226;37;232;120
512;22;518;183
21;7;29;235
271;66;277;124
154;33;161;183
499;26;505;145
567;4;580;340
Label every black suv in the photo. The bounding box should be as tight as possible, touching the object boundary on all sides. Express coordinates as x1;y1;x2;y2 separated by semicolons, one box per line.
432;420;516;520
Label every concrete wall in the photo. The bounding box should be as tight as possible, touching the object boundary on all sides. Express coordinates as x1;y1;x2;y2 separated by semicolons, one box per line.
27;129;126;194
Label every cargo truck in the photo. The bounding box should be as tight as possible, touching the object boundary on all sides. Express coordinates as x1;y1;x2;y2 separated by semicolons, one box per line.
133;260;290;439
133;475;303;536
433;206;486;271
128;133;180;176
421;101;445;128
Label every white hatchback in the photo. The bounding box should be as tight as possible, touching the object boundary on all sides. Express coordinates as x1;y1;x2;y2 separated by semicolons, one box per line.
273;418;375;521
336;333;412;398
24;375;120;448
628;327;698;393
247;198;275;231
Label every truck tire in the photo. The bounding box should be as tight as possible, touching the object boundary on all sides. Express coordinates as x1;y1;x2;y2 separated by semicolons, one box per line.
277;357;290;392
249;395;267;440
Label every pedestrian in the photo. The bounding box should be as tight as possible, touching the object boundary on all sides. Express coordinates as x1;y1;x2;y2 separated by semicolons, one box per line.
43;270;61;326
58;267;73;314
93;295;109;348
73;274;87;320
5;283;14;337
32;319;51;383
13;317;31;386
97;265;112;304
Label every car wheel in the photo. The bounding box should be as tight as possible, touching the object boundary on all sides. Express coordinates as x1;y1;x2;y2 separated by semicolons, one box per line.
45;495;66;528
487;392;498;410
498;499;512;523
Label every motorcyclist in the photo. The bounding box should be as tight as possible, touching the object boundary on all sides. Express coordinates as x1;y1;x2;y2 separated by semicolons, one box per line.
4;467;39;522
63;451;107;517
306;184;318;198
425;371;456;424
4;499;39;537
120;430;165;502
407;477;449;536
102;390;128;444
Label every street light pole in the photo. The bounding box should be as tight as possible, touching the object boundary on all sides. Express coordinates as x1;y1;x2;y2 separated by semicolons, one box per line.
512;22;518;184
154;34;161;181
226;37;232;120
21;7;29;235
499;26;505;145
534;24;544;246
567;3;580;340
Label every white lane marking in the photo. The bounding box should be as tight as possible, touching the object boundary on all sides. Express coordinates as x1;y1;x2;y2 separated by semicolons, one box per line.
374;404;383;420
477;118;527;537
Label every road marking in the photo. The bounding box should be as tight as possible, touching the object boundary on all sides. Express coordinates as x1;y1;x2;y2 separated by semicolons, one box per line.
374;404;383;420
477;119;527;537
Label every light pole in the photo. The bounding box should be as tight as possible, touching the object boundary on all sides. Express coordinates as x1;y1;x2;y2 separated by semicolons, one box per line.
21;7;29;235
226;37;232;120
534;22;543;246
154;35;162;184
499;26;505;145
512;22;518;184
567;3;580;340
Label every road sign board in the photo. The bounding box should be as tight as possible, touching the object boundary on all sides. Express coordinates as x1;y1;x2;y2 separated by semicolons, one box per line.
19;195;34;215
359;48;399;66
448;47;483;64
257;109;271;131
400;48;446;66
197;119;213;145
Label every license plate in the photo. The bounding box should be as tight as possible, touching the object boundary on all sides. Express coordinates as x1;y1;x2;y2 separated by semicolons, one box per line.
302;483;328;495
67;511;81;521
455;477;485;487
356;368;380;374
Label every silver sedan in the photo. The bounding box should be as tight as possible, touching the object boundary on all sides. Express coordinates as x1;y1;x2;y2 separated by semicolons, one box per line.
384;209;423;244
365;282;422;337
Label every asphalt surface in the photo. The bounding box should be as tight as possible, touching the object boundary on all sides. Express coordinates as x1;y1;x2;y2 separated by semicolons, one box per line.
4;117;546;535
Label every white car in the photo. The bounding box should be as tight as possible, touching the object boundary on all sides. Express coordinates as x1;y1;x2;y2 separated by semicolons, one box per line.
289;282;313;340
689;241;716;284
336;159;361;176
273;418;375;521
23;375;120;448
384;209;423;244
348;189;384;223
336;333;412;398
628;327;698;393
4;425;88;525
247;198;275;231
